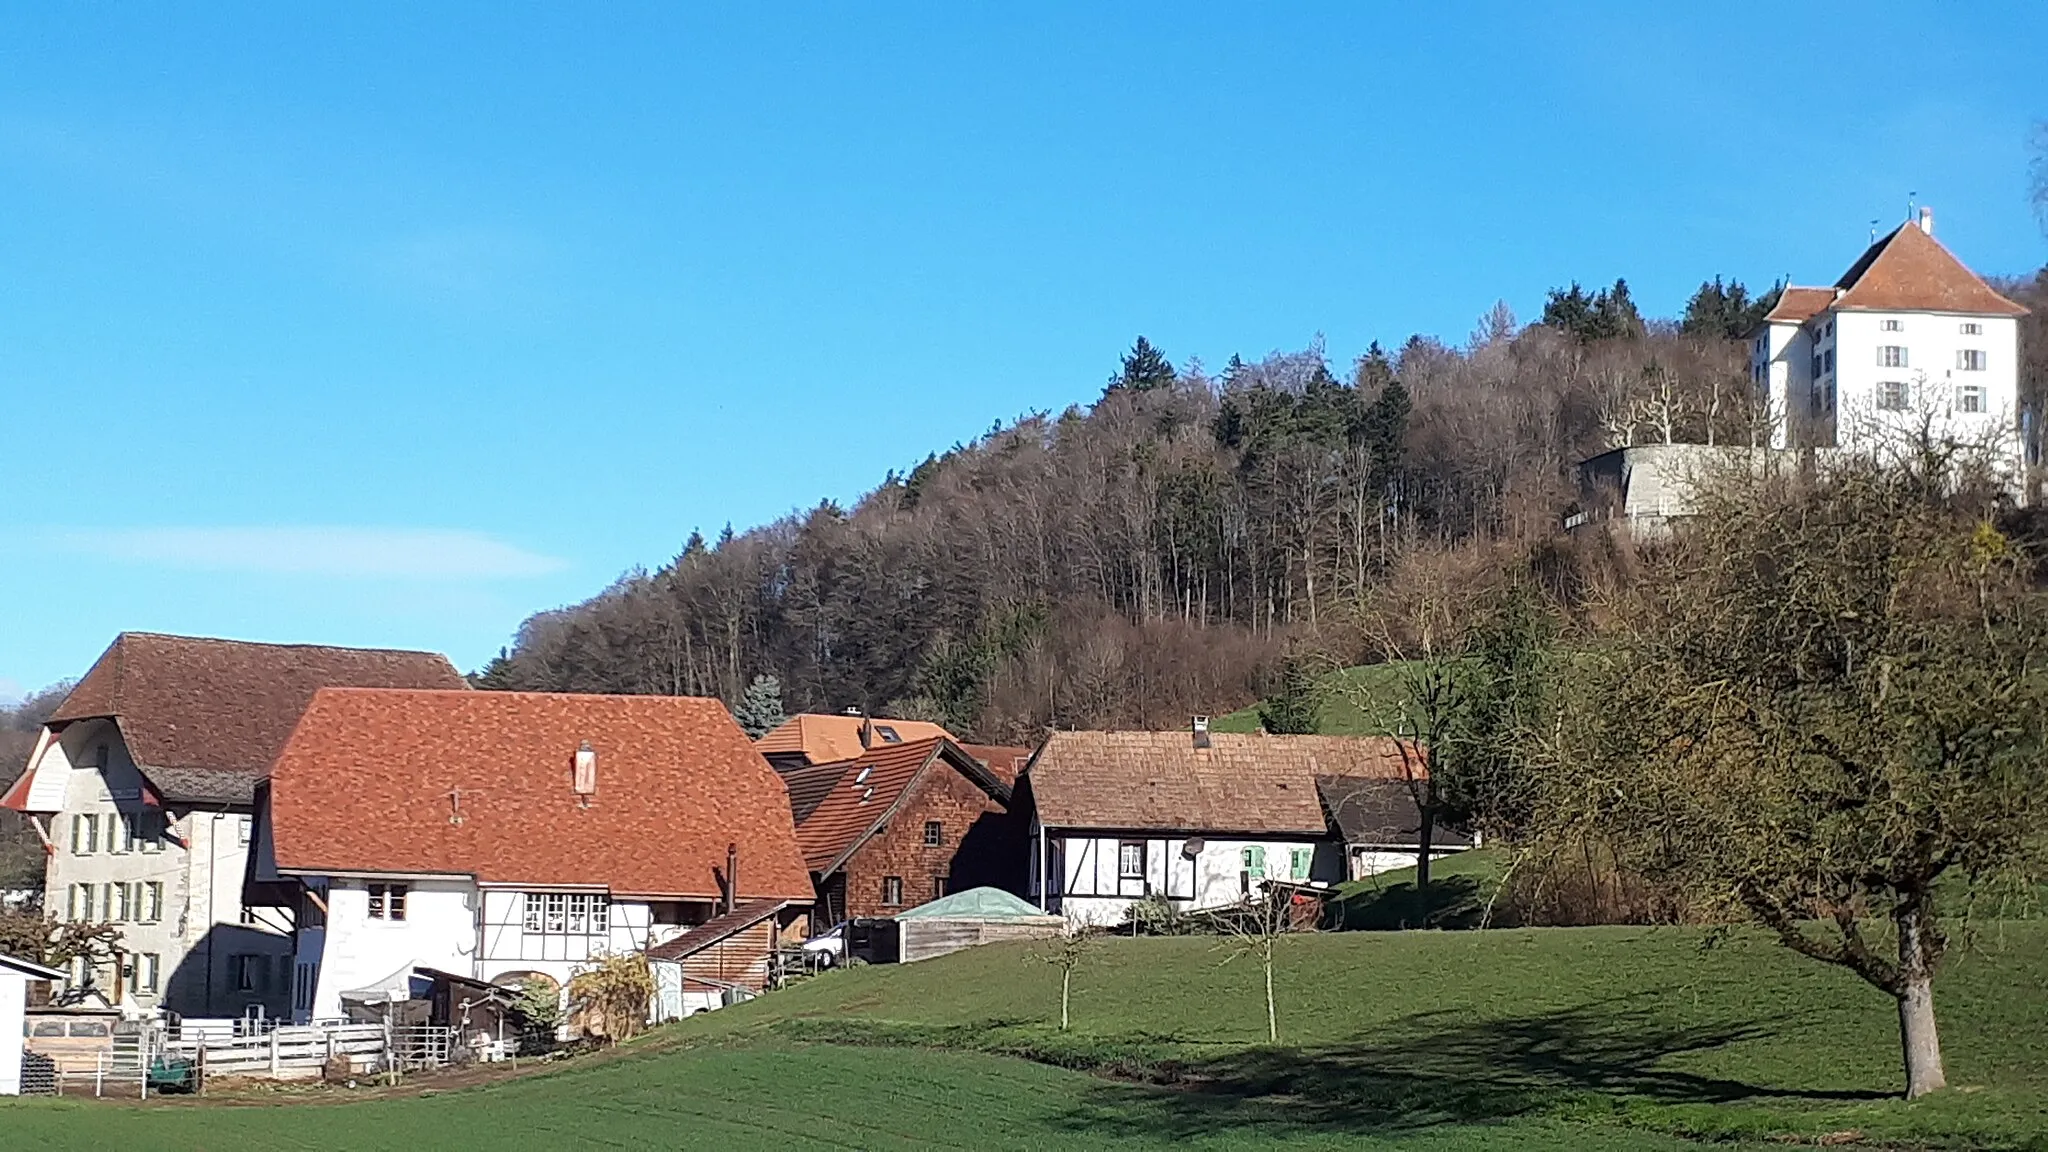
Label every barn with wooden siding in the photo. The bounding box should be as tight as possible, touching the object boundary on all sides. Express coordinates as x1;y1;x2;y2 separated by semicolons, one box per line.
645;899;808;1019
892;887;1064;964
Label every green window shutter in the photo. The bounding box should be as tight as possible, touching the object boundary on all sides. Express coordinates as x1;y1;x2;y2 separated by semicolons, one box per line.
1291;847;1311;878
1242;846;1266;878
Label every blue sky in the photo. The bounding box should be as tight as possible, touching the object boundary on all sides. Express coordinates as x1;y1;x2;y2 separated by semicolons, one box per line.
2;3;2044;697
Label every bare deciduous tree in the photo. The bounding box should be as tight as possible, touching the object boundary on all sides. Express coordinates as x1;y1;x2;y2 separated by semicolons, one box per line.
1215;888;1304;1044
1030;925;1102;1030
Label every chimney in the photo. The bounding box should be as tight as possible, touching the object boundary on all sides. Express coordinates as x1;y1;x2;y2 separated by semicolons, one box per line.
1917;206;1934;236
724;842;738;915
573;741;597;804
859;711;874;750
1192;715;1212;750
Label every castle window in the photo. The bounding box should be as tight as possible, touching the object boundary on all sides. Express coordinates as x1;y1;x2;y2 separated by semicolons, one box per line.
923;820;943;846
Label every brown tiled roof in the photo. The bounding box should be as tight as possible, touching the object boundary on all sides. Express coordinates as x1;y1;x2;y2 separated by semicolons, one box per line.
644;899;792;961
956;743;1032;785
779;758;853;825
42;632;467;804
1832;223;2027;316
268;688;813;902
1758;286;1838;328
791;737;1010;877
1315;775;1473;850
753;713;954;764
1026;731;1419;835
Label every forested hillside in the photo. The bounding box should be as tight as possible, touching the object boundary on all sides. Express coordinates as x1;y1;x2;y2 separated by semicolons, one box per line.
481;271;2048;741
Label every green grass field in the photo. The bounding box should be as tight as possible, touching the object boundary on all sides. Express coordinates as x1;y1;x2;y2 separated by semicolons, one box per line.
1213;661;1416;735
13;924;2044;1150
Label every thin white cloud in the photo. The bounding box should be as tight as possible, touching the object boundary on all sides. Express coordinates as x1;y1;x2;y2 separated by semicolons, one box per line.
50;527;568;581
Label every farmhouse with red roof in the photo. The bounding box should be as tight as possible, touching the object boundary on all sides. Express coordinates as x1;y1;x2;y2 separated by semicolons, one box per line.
252;688;812;1023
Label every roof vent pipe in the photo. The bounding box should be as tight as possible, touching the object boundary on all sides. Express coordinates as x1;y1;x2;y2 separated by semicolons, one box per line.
1192;715;1212;750
725;842;738;915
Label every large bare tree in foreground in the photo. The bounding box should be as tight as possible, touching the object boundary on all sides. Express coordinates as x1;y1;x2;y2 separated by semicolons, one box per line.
1550;446;2048;1098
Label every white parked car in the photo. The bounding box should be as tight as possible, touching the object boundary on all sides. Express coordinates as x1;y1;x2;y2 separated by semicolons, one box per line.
800;923;846;967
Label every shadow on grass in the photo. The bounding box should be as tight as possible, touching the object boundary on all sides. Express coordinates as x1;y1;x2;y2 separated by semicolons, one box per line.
1039;1000;1890;1141
1326;875;1485;931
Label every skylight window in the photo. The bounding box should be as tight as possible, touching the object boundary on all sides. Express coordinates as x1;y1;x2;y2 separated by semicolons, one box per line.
874;725;901;743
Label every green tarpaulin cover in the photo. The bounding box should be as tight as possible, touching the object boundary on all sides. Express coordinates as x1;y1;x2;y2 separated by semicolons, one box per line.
894;886;1054;921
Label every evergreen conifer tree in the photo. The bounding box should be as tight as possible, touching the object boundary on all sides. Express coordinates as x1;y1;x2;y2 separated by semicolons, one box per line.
1105;336;1177;394
733;674;787;738
1258;656;1323;734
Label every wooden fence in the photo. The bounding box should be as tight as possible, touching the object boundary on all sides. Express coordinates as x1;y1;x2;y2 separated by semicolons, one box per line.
163;1023;393;1080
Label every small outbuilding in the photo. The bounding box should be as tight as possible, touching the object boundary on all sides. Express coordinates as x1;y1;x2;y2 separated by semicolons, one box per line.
2;952;66;1095
892;887;1065;964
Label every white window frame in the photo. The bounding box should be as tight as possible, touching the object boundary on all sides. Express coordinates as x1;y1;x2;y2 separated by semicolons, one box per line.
1878;345;1908;368
882;876;904;906
524;892;610;936
1957;349;1987;372
1881;318;1903;332
1117;841;1145;880
238;815;253;846
72;814;97;855
130;953;159;995
367;883;408;921
1956;384;1988;414
1878;380;1911;411
1960;322;1982;335
142;882;163;924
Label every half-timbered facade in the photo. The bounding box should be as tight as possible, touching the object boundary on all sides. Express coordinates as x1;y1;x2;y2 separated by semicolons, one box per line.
1020;726;1423;928
251;688;812;1022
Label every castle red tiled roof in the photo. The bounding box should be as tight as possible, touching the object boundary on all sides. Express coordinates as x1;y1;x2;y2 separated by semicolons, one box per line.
1832;223;2027;317
1758;286;1838;328
267;688;813;902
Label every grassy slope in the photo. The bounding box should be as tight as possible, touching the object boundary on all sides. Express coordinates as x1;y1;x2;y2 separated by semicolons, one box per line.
9;927;2046;1149
0;1041;1700;1152
672;925;2048;1148
1213;661;1414;735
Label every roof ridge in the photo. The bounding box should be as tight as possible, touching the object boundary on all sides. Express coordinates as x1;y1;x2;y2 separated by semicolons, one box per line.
115;631;454;658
